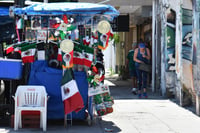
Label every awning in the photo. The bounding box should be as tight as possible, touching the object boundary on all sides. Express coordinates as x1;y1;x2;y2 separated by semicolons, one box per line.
0;6;9;16
14;2;119;19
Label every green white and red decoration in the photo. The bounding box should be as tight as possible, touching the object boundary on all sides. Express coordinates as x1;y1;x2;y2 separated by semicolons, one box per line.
61;69;84;114
6;46;14;54
60;39;74;69
96;20;112;50
98;31;111;50
62;51;73;69
83;46;94;67
21;43;36;63
73;45;84;65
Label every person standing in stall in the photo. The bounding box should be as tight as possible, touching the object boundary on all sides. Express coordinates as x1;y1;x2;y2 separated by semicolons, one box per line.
134;43;151;98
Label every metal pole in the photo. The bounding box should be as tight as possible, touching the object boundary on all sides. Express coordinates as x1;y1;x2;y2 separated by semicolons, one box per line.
44;0;48;3
160;0;166;96
152;0;156;92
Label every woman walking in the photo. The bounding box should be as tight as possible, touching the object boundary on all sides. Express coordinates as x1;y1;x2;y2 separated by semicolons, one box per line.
134;43;151;98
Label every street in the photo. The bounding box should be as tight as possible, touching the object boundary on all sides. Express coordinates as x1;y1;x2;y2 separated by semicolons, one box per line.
1;77;200;133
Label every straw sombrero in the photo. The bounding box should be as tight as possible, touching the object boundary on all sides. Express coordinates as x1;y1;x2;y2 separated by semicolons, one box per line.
60;39;74;53
97;20;110;34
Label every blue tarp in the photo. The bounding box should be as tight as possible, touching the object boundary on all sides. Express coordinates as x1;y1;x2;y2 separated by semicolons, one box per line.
14;2;119;19
28;61;91;119
0;6;9;16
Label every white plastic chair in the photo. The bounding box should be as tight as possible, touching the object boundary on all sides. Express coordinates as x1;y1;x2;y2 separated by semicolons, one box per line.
13;85;48;131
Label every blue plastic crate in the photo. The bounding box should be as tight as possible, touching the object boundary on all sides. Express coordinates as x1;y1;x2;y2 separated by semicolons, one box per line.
0;59;23;79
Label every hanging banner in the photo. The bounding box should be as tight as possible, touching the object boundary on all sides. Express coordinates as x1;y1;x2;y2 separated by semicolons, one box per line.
88;84;110;96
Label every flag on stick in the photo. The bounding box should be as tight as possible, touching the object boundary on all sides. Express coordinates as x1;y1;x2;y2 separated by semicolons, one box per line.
61;69;84;114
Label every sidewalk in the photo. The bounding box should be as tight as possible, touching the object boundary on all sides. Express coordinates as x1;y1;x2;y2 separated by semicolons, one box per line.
101;75;200;133
1;75;200;133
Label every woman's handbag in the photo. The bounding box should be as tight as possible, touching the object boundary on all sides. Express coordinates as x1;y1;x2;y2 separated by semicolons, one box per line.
138;63;152;73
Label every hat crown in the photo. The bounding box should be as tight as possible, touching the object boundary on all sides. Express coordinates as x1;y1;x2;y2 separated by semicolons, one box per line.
139;43;145;48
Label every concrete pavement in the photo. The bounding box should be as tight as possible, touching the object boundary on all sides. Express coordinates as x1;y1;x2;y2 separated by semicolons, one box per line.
101;77;200;133
1;77;200;133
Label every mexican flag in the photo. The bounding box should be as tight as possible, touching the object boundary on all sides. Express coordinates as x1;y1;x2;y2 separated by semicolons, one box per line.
21;43;36;63
98;31;111;50
61;69;84;114
73;45;84;65
83;46;94;67
6;42;28;55
62;51;73;69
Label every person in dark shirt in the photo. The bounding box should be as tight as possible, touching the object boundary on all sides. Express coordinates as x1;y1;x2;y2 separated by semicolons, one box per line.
126;43;138;94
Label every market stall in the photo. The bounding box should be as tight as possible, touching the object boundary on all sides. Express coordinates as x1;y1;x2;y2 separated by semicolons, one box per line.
5;2;119;125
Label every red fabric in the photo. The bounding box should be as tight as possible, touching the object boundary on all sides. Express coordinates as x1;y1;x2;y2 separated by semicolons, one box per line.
53;23;61;29
92;66;98;74
63;15;68;24
99;75;105;82
83;39;90;46
21;111;40;115
6;47;14;54
22;56;35;63
73;57;84;65
63;92;84;114
92;35;98;40
57;54;62;62
83;59;92;67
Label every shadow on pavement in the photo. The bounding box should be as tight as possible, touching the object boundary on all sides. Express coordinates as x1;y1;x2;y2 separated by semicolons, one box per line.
99;119;121;133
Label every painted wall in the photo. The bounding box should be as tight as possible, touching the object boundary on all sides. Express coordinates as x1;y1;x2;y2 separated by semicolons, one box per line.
165;0;195;104
166;9;176;71
193;0;200;97
181;8;194;91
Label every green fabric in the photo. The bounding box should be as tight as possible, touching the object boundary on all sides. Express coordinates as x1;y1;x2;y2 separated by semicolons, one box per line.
67;25;76;31
61;69;73;86
15;43;29;48
127;50;135;70
21;43;36;51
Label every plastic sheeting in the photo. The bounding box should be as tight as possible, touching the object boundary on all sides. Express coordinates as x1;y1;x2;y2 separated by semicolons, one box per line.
28;61;91;119
0;6;9;16
14;2;119;19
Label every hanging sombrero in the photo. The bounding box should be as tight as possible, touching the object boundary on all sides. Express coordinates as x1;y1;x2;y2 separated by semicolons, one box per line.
97;20;111;34
60;39;74;53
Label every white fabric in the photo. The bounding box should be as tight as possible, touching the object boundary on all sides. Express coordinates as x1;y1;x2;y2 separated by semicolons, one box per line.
37;50;45;60
61;80;79;101
21;49;36;58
